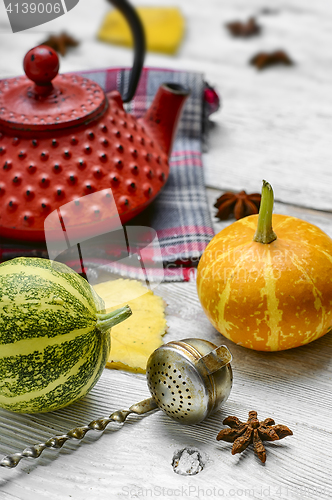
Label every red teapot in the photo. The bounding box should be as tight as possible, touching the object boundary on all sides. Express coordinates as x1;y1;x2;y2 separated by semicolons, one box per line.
0;0;189;242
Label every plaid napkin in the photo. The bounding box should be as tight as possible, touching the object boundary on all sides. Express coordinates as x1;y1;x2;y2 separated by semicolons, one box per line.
0;67;218;282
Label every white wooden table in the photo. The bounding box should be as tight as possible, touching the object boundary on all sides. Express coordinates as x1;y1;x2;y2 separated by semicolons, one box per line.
1;0;332;498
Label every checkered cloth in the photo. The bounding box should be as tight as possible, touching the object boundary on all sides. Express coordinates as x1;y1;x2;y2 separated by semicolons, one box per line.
0;67;218;282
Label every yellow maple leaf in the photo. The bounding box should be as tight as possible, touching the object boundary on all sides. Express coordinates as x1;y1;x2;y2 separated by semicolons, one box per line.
98;7;185;55
93;279;167;373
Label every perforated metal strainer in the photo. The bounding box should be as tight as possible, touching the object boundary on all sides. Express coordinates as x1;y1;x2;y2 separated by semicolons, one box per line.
147;338;232;425
0;338;232;468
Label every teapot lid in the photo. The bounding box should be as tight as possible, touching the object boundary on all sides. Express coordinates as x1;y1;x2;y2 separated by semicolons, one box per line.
0;46;107;133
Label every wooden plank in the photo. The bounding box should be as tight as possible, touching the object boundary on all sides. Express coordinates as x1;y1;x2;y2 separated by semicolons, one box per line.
206;187;332;237
1;275;332;498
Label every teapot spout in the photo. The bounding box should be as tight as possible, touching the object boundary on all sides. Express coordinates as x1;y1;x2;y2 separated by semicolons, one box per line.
139;83;190;157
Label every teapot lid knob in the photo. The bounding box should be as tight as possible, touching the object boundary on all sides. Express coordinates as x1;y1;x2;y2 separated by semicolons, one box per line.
23;45;59;86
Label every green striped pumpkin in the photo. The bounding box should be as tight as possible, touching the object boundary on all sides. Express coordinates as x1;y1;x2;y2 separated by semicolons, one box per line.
0;257;131;413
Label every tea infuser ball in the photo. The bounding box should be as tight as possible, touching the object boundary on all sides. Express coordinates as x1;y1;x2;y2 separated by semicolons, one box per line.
146;338;233;425
0;338;232;468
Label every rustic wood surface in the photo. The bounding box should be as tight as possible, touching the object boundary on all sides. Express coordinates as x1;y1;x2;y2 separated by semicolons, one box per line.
1;0;332;498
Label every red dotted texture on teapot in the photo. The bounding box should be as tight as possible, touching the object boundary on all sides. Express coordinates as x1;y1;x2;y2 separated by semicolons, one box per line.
0;93;169;242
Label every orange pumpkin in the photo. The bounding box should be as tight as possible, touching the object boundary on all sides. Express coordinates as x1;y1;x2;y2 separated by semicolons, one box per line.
197;181;332;351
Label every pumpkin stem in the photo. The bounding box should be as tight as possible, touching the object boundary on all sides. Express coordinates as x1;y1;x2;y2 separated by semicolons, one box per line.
96;305;132;332
253;180;277;244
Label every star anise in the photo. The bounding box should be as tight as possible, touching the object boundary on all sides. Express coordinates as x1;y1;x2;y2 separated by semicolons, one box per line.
216;411;293;463
41;32;79;56
226;17;261;37
214;190;261;220
250;50;294;70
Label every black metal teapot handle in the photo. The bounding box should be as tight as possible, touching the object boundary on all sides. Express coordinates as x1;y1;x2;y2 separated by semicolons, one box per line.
107;0;146;103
